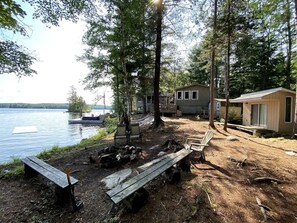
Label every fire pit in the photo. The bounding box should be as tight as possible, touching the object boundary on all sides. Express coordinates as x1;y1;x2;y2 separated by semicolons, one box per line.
90;145;142;168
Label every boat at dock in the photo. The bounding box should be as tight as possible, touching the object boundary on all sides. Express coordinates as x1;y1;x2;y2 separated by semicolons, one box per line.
68;115;105;125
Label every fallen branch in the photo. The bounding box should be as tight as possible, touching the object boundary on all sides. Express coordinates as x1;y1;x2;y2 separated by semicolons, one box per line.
253;177;284;184
256;197;268;221
203;174;245;182
205;190;213;207
177;196;183;206
161;201;167;211
228;157;247;167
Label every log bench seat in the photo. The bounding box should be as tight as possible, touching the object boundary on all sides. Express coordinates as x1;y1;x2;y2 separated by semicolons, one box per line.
22;156;78;203
106;148;192;205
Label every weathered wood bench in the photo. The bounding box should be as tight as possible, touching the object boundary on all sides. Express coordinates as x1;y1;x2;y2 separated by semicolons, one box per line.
106;148;192;205
22;156;78;204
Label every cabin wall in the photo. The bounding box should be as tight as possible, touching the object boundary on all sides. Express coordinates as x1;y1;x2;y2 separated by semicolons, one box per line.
267;101;280;132
267;91;296;134
242;103;250;126
176;86;210;114
242;101;279;132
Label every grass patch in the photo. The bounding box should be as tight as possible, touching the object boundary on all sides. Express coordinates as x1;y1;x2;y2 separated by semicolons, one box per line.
0;158;23;179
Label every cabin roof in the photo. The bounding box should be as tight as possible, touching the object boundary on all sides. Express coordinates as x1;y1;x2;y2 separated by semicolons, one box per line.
175;83;209;91
232;87;295;102
215;98;242;103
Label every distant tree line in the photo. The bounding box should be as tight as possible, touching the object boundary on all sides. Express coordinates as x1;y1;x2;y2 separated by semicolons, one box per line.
0;103;110;110
0;103;68;109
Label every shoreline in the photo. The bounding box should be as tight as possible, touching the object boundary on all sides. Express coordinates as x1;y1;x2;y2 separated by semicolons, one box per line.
0;116;117;178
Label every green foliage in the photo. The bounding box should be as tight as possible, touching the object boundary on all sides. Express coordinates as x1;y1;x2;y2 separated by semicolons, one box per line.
80;0;156;115
0;0;27;34
0;158;23;179
0;41;37;76
187;0;296;99
227;109;242;125
186;44;210;86
104;116;118;134
37;145;62;160
0;0;36;76
26;0;95;26
67;85;90;113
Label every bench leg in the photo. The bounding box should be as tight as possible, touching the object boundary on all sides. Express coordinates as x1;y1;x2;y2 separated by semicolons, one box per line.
178;157;191;172
165;167;181;184
123;187;149;213
55;186;71;205
24;164;38;178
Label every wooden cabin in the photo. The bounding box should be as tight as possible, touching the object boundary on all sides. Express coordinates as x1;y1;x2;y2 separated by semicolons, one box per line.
232;87;296;134
136;93;177;115
175;84;213;115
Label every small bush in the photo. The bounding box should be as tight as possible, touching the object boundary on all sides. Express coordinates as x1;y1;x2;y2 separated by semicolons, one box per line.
104;116;118;134
228;109;242;124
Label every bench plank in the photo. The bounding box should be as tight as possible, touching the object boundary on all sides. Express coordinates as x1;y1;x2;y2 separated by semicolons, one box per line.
107;152;179;198
27;156;78;185
22;156;78;188
107;149;192;204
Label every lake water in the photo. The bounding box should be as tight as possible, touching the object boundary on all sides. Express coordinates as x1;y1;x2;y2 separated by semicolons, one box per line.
0;108;109;164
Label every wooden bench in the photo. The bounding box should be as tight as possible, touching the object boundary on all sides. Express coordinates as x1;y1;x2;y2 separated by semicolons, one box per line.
106;148;192;204
184;130;214;161
22;156;78;203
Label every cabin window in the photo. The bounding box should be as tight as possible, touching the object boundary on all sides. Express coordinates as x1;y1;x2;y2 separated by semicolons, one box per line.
251;104;267;127
177;91;183;100
191;91;199;100
285;96;292;123
184;91;190;100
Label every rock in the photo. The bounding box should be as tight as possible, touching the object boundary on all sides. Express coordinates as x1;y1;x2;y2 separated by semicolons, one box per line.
157;151;167;157
226;135;239;141
286;151;297;156
149;144;160;150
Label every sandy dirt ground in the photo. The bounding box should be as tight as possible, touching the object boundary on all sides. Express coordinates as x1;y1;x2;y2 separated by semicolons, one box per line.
0;116;296;223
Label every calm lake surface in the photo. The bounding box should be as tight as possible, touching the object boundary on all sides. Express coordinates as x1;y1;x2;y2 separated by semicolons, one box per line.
0;108;109;164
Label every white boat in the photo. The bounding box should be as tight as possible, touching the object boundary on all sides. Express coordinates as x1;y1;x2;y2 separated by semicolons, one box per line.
68;115;105;125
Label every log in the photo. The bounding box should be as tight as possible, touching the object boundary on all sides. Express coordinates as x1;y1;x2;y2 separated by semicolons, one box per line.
253;177;284;184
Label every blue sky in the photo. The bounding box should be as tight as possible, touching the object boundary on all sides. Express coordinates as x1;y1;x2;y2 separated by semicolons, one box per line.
0;1;112;105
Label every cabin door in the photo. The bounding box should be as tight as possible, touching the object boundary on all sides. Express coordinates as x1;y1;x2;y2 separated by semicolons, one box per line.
251;104;267;127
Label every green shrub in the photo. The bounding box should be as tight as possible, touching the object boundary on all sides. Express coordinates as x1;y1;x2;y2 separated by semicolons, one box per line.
228;109;242;124
104;116;118;134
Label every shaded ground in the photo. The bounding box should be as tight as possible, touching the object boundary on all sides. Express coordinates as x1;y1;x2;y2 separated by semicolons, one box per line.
1;116;297;223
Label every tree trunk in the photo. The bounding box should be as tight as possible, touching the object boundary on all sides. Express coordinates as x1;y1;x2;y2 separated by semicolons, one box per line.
223;0;231;131
209;0;218;129
152;0;163;128
293;0;297;136
285;0;292;89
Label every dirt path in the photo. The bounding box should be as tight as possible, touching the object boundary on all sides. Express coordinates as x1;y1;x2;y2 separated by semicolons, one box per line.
0;117;296;223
